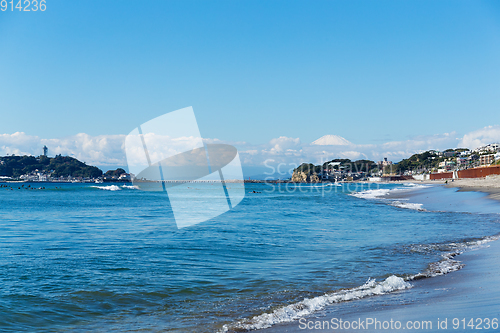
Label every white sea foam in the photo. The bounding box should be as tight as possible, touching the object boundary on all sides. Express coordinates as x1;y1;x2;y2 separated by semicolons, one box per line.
410;254;464;280
391;201;425;211
351;185;429;211
351;183;430;200
351;188;391;199
121;185;139;189
220;275;412;332
91;185;121;191
409;235;500;280
313;183;343;188
426;256;464;276
408;235;500;256
403;183;430;189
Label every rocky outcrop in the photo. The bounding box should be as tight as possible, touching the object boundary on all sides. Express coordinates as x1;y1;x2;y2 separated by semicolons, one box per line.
309;174;321;183
291;171;307;182
291;170;321;183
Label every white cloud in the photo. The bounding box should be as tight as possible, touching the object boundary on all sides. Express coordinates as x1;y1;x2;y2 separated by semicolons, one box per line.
458;125;500;150
0;132;127;166
0;132;40;156
339;151;364;160
267;136;301;154
1;126;499;172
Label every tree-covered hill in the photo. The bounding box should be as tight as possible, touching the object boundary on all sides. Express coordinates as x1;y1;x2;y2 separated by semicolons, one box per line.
394;149;474;174
0;155;102;179
104;168;126;178
291;158;378;182
294;159;377;174
394;151;443;174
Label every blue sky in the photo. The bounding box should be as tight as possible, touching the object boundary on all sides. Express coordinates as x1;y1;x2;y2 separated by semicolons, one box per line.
1;0;500;171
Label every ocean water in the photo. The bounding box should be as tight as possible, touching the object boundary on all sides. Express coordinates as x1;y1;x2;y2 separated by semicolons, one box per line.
0;182;499;332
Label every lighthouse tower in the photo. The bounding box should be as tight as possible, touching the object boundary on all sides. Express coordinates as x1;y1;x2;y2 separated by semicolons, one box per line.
43;146;48;157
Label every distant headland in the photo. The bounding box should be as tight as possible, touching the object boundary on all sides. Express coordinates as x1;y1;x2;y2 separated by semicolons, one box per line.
0;153;129;183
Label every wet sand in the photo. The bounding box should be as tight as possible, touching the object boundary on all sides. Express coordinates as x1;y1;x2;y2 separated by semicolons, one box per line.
258;239;500;332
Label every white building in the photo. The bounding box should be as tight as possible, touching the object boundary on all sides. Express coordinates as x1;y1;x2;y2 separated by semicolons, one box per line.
459;151;470;157
118;173;131;181
473;143;500;154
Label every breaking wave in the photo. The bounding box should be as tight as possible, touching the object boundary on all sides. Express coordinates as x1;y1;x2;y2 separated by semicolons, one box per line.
351;188;391;199
91;185;121;191
391;201;425;211
91;185;138;191
121;185;139;189
351;184;431;211
408;235;500;279
220;275;411;332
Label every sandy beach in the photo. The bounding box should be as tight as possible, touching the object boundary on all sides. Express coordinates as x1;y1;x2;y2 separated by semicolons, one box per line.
444;175;500;201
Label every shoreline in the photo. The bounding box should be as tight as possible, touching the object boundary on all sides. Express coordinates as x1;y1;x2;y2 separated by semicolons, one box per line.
257;237;500;332
375;176;500;202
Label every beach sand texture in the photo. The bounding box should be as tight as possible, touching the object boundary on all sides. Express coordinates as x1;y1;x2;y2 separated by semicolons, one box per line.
446;175;500;201
447;174;500;189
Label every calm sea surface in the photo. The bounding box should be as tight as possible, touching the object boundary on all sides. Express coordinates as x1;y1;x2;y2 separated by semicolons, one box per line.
1;182;499;332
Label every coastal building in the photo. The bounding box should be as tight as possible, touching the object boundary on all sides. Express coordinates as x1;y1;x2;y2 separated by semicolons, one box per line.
376;158;394;176
20;171;49;182
459;151;470;157
480;154;495;166
438;160;455;172
473;143;500;155
486;143;499;152
468;154;479;160
377;157;392;168
37;172;48;182
118;173;131;181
